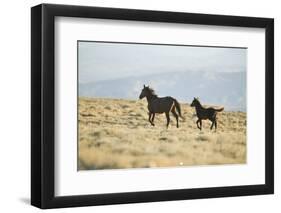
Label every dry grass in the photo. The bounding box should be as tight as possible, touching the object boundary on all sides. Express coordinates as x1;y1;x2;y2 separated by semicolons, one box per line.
78;97;246;170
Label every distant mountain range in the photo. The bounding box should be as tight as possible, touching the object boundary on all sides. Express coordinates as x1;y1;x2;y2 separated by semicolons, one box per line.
79;71;246;111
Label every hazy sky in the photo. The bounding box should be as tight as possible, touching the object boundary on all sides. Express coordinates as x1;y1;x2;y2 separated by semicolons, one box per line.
78;41;247;84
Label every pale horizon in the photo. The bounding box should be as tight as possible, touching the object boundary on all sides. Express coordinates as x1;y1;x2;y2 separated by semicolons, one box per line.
78;41;247;111
78;41;247;83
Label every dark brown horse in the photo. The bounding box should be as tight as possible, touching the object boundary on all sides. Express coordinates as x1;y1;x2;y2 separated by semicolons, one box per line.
139;85;183;128
190;97;224;131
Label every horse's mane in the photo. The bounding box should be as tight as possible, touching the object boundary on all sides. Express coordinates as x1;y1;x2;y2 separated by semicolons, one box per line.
147;87;158;97
194;98;200;104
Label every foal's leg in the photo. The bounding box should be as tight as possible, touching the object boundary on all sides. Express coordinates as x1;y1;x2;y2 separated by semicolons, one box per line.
171;108;179;128
211;115;218;131
151;113;155;126
165;112;170;128
210;121;214;130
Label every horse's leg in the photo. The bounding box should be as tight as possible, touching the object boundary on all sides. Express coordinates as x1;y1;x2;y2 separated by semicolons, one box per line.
148;112;153;125
196;119;200;129
214;119;217;131
165;112;170;129
171;108;179;128
151;113;155;126
196;119;202;130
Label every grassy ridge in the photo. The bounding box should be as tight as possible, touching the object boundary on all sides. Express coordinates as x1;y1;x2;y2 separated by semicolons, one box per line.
78;97;246;170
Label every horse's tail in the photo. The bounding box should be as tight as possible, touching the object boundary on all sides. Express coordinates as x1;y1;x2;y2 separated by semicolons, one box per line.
173;99;184;120
215;107;224;112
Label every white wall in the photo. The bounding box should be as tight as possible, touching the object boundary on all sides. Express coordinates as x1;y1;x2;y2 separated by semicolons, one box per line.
0;0;279;212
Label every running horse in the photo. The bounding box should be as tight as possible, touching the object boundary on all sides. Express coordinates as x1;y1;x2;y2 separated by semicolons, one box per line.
190;97;224;131
139;85;183;128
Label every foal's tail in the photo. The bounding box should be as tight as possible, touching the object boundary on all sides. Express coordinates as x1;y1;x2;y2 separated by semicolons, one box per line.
173;99;184;120
215;107;224;112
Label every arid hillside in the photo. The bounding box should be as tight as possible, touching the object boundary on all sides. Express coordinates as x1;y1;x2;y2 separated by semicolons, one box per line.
78;97;246;170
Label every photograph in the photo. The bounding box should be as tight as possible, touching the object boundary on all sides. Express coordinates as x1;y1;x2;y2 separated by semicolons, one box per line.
78;41;247;170
30;3;274;209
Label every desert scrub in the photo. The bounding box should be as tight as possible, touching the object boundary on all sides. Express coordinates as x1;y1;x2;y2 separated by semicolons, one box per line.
78;97;246;170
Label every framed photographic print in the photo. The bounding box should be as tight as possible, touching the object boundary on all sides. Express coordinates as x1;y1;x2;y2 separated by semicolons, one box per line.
31;3;274;209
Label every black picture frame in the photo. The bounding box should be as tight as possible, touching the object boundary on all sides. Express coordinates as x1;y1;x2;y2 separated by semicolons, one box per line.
31;3;274;209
